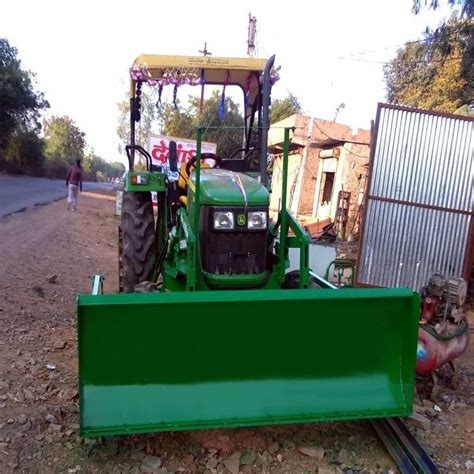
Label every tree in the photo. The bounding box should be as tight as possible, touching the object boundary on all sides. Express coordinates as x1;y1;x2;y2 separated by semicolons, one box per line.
82;151;104;181
160;101;193;138
80;150;123;182
383;16;471;112
117;89;159;155
269;94;303;124
108;161;126;178
408;1;473;110
118;85;302;158
43;116;86;178
412;0;473;18
0;39;48;149
3;129;45;175
160;90;244;157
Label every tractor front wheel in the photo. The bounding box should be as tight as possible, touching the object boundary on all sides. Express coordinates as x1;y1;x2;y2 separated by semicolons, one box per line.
121;191;156;293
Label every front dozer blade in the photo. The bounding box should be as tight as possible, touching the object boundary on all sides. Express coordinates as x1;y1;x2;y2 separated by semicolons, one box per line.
77;288;419;437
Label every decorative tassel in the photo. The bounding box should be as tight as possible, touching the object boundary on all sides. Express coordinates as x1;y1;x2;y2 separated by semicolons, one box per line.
219;71;230;120
158;83;163;103
219;85;226;120
244;73;252;110
156;83;163;110
173;84;178;110
199;70;205;115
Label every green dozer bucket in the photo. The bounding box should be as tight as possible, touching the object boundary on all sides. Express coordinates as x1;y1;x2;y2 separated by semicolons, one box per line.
78;287;419;437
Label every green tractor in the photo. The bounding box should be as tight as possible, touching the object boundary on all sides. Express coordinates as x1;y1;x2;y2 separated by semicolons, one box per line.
77;54;419;437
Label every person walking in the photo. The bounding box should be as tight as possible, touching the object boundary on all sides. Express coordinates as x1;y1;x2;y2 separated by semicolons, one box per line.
66;159;83;211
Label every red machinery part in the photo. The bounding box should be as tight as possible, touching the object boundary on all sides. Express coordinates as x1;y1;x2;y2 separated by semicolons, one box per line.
416;323;470;375
420;295;442;322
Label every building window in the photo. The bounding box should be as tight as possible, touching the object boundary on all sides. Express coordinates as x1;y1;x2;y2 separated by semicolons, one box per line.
321;172;335;203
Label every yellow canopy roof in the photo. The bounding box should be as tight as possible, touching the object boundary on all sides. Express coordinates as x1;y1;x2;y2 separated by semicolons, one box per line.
132;54;267;81
130;54;269;108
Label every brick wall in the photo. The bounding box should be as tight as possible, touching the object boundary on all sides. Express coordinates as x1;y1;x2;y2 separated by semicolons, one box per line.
338;142;370;237
269;114;371;238
297;146;320;214
296;116;370;234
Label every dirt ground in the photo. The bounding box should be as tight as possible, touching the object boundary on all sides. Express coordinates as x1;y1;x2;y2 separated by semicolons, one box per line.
0;191;473;473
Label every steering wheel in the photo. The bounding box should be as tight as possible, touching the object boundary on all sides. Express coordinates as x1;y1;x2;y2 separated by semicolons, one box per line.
185;152;222;176
228;147;260;167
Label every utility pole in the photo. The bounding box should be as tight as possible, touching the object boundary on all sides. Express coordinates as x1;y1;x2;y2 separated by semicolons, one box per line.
247;14;257;58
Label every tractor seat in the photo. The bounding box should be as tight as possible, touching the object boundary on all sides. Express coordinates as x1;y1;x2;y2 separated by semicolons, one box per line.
178;161;211;206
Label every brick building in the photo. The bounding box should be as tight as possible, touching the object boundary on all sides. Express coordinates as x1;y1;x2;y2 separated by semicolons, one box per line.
269;114;370;240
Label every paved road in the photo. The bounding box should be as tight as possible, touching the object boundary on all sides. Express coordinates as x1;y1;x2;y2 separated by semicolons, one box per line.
0;175;115;217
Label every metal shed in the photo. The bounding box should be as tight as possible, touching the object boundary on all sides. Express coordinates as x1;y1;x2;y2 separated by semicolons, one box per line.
357;103;473;291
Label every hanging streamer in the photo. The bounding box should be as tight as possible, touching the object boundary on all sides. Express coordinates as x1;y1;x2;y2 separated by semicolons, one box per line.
129;66;280;88
158;83;163;103
234;174;248;209
218;88;225;120
156;83;163;110
173;84;178;110
244;73;252;110
199;70;205;115
219;71;230;120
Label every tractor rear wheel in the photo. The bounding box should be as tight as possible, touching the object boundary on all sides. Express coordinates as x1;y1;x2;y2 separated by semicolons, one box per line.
121;191;156;293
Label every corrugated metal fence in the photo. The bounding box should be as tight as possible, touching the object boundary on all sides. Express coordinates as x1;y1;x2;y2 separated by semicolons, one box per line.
357;103;474;291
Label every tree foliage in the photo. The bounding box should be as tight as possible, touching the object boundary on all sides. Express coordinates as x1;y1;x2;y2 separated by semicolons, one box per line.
269;94;302;124
384;16;471;112
81;152;124;182
412;0;473;18
43;115;86;177
108;161;126;177
0;38;48;174
3;129;45;176
0;38;118;181
117;86;306;159
161;90;244;157
0;39;48;148
117;89;159;154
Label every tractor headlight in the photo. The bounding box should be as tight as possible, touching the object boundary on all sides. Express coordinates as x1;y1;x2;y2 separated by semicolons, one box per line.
214;211;234;230
130;174;148;185
248;211;267;230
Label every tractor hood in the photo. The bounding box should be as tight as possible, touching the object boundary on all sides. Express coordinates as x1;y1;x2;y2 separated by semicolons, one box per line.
190;169;269;206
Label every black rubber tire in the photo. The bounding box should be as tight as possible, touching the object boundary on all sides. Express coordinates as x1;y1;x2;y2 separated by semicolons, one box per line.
121;192;156;293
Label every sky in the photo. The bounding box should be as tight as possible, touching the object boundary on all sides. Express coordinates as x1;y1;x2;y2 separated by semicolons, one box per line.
1;0;450;165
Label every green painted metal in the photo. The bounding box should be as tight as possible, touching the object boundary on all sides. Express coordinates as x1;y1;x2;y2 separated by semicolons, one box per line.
80;128;418;439
124;171;165;192
325;260;356;288
163;207;198;291
154;191;167;273
191;127;202;291
191;169;270;206
285;211;310;288
278;128;290;285
202;271;268;288
162;126;277;292
100;56;421;441
77;287;419;437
